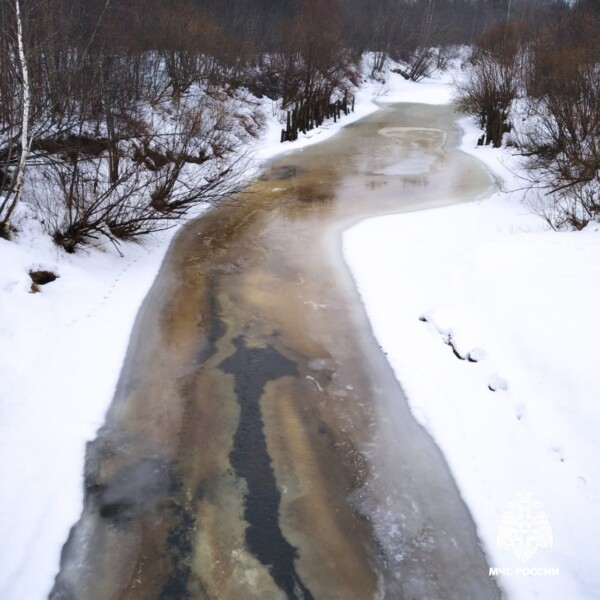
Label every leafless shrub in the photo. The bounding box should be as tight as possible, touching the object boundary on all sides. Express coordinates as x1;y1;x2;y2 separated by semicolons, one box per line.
454;22;526;148
37;94;254;252
518;7;600;229
455;57;518;148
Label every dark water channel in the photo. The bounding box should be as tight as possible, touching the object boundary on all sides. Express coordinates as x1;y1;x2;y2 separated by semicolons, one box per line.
51;103;501;599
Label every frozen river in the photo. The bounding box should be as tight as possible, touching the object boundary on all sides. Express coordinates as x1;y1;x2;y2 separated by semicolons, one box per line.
51;102;500;599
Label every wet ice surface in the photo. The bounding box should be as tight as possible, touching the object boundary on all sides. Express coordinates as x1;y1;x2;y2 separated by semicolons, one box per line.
374;127;446;178
373;152;437;177
52;103;500;599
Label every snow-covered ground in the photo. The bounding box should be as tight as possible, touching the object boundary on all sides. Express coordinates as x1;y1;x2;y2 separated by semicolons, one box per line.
343;104;600;596
0;56;447;600
3;51;597;600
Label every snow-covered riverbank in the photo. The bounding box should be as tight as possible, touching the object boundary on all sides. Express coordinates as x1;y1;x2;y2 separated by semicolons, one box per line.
343;107;600;598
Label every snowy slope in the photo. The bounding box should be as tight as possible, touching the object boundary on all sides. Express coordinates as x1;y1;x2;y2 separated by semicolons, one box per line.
0;212;183;599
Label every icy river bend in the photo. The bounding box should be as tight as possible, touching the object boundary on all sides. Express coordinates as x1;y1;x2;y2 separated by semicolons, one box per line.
51;102;501;599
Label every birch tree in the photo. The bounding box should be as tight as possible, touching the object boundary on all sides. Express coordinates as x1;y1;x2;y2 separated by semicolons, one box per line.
0;0;31;238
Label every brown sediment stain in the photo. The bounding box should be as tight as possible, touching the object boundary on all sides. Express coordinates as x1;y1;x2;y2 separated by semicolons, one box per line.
263;377;375;600
52;103;501;600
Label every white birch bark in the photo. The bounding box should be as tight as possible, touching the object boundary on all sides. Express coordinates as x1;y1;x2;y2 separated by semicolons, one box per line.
2;0;31;233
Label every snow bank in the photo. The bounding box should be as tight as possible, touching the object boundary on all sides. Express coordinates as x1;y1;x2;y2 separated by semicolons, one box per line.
343;109;600;597
0;208;183;599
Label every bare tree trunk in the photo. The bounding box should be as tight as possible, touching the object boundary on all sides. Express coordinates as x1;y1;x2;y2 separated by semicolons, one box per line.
0;0;31;238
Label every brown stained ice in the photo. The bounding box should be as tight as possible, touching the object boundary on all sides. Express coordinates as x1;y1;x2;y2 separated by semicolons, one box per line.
51;103;502;600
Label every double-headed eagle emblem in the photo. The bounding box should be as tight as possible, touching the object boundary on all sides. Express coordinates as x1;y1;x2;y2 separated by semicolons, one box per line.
497;492;553;561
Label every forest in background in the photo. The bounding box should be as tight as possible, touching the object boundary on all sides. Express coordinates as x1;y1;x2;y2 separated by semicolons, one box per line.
0;0;597;249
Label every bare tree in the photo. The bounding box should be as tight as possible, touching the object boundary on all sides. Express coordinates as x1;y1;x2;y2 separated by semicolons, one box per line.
0;0;30;238
454;21;524;147
519;6;600;228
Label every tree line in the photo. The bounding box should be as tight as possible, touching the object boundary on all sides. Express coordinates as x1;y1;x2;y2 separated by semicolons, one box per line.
455;0;600;229
0;0;552;247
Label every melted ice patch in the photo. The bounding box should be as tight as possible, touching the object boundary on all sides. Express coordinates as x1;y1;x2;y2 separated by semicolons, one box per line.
375;127;446;177
377;126;447;149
